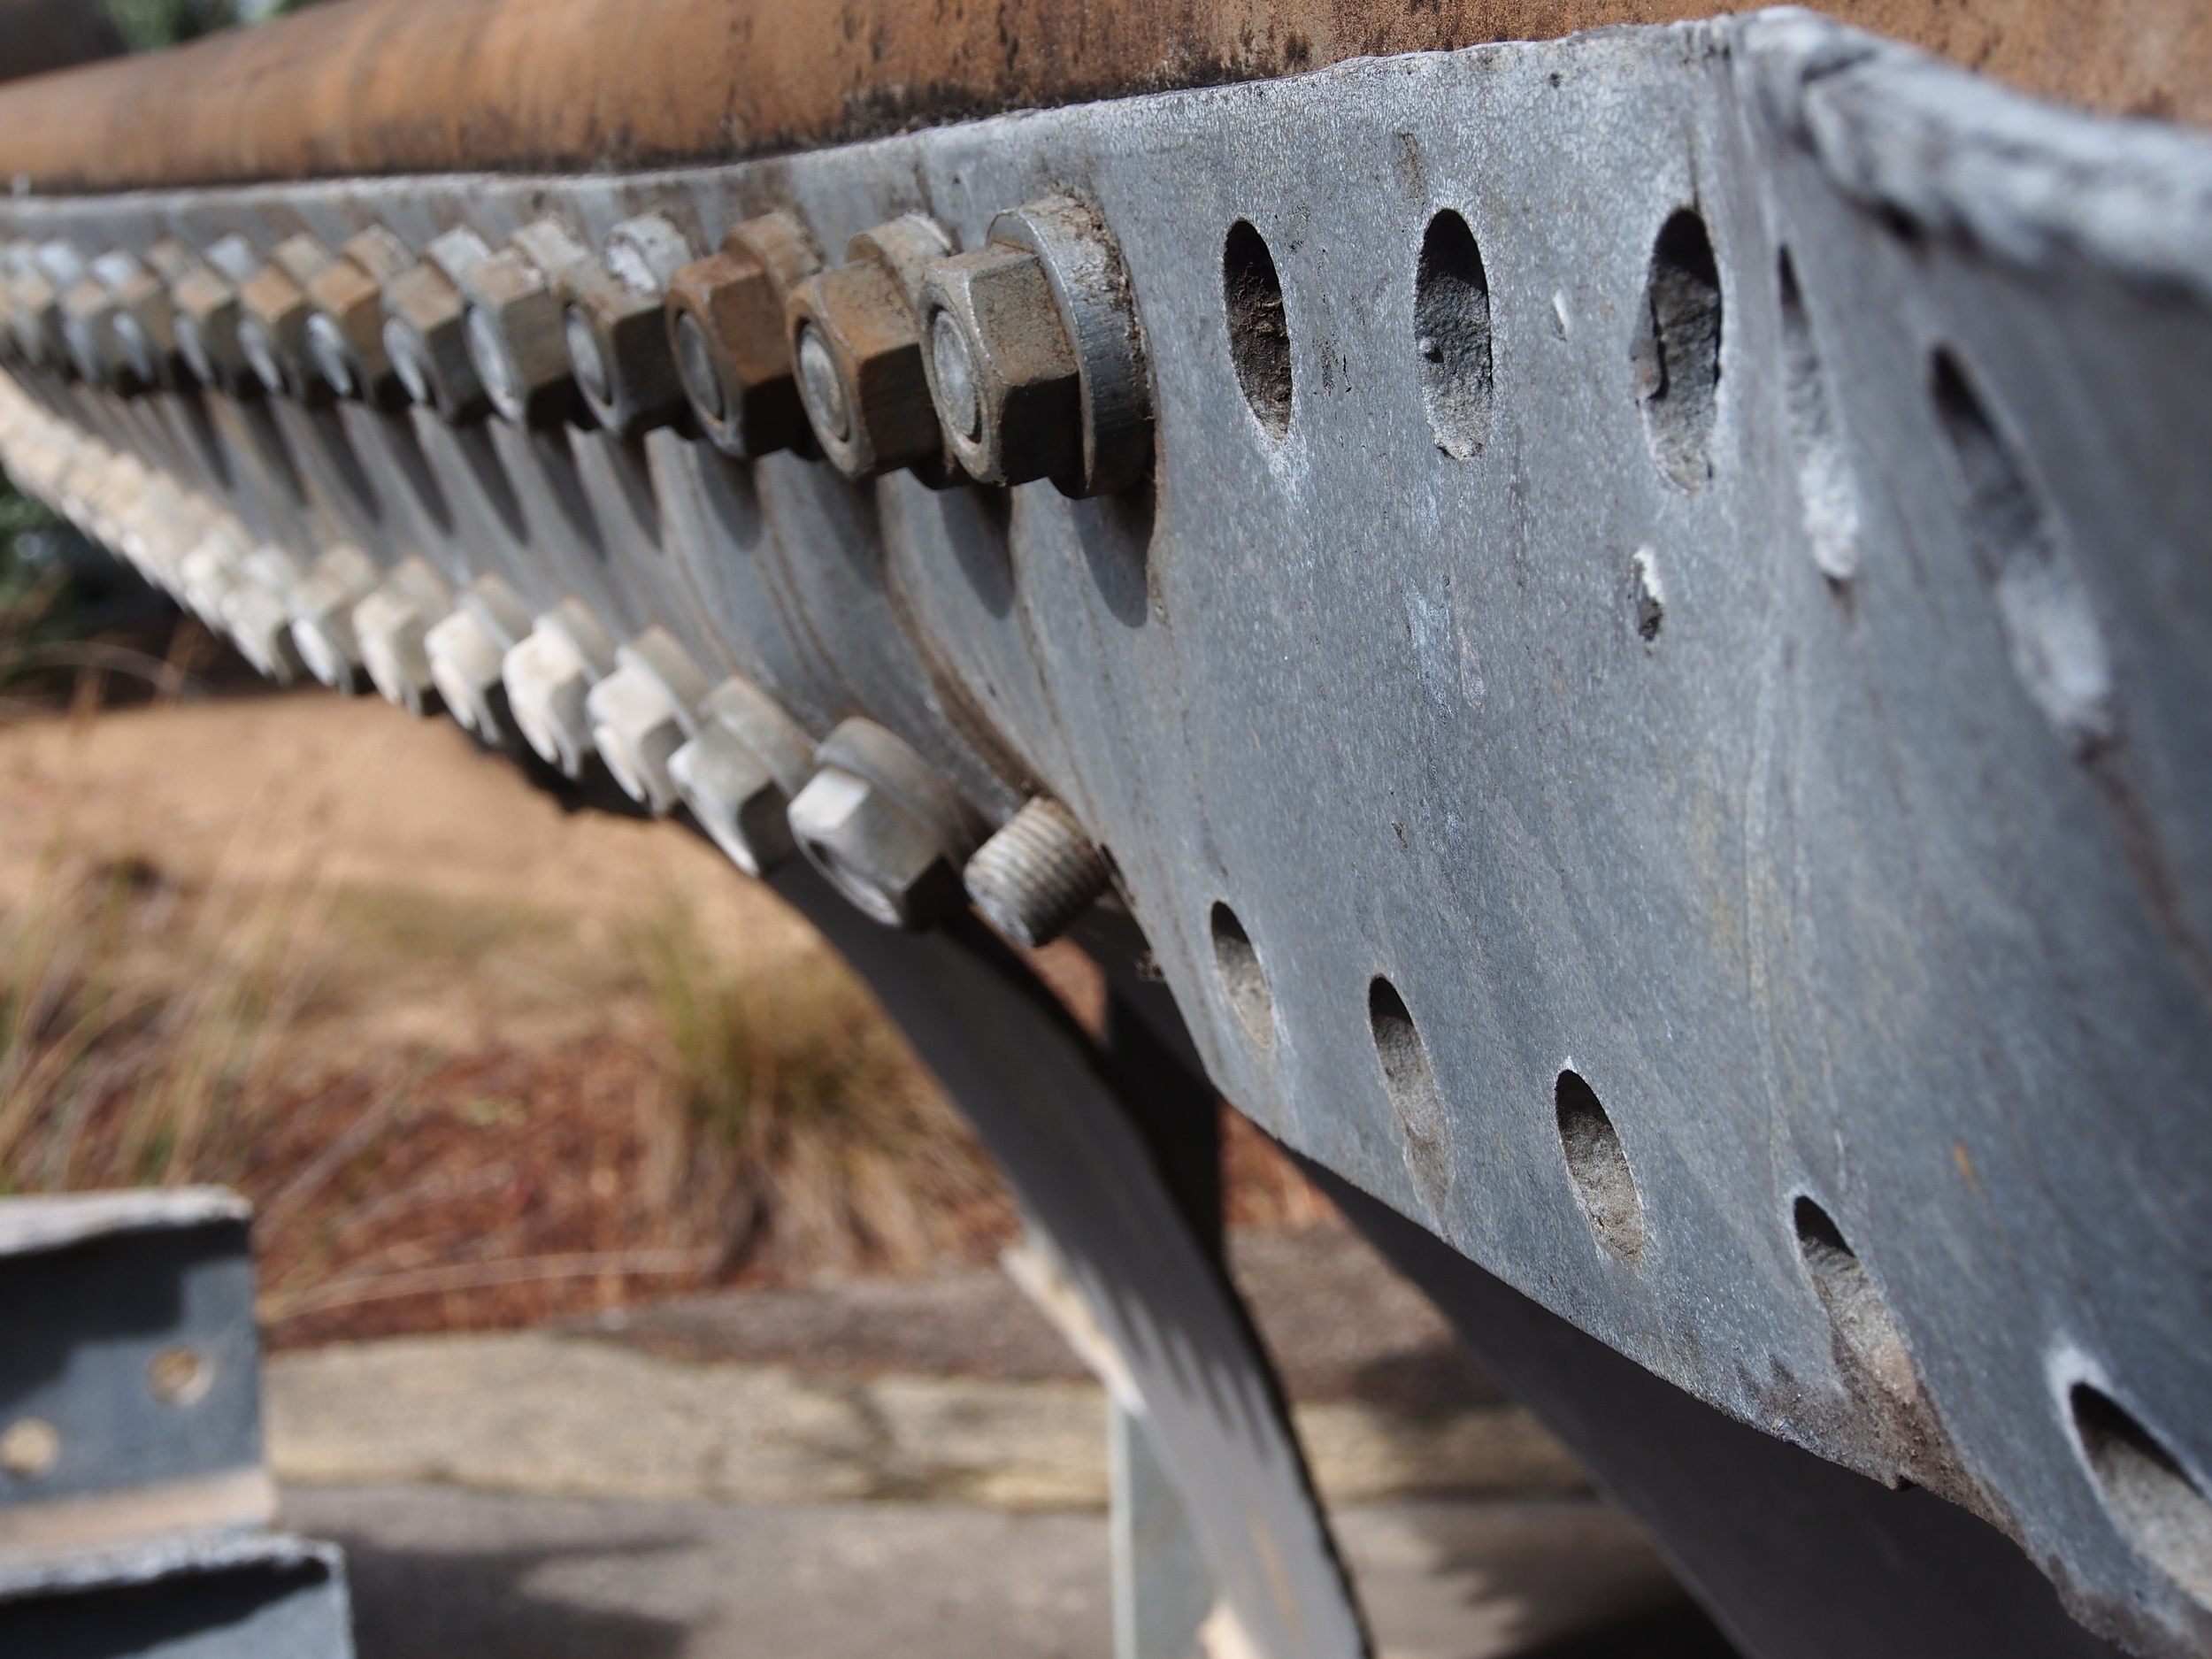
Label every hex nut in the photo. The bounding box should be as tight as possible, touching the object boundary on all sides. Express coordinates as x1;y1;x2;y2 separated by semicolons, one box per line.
177;532;246;628
220;579;305;685
927;194;1153;498
789;768;969;930
669;677;818;875
10;269;65;372
425;571;536;740
463;221;588;428
964;795;1112;948
238;269;318;402
383;231;494;423
169;267;256;396
787;717;984;930
288;543;382;690
918;243;1081;488
354;555;455;716
585;626;711;813
663;211;824;459
60;273;125;389
304;227;412;407
501;598;618;779
562;213;693;437
784;215;952;480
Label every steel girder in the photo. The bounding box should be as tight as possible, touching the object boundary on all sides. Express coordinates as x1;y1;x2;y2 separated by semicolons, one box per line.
1;12;2208;1654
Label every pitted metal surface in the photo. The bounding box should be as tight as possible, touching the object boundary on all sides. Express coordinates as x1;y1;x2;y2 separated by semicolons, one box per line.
2;14;2208;1654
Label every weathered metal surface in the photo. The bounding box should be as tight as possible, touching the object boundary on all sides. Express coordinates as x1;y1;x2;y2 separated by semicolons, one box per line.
0;1191;356;1655
0;1188;268;1539
0;1532;353;1658
0;0;2198;193
1;12;2208;1655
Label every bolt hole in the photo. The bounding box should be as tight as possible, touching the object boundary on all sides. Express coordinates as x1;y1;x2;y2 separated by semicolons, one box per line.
1414;210;1493;458
1778;251;1860;583
2071;1383;2212;1605
1223;220;1293;438
1555;1070;1644;1260
146;1344;213;1406
1930;347;2114;757
1210;902;1274;1048
1632;209;1722;492
0;1417;58;1479
1793;1197;1915;1394
1370;977;1449;1212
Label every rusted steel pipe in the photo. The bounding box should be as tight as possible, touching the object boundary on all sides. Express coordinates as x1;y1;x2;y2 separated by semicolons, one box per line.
0;0;2199;193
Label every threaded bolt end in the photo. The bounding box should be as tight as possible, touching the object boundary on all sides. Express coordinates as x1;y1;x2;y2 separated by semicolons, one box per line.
964;795;1110;949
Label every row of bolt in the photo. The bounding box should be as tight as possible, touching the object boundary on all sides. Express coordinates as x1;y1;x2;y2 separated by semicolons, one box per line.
0;191;1151;498
0;374;1112;949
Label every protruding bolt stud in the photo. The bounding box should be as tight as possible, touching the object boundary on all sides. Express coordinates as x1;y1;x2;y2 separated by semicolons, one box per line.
425;573;534;741
239;234;342;403
561;214;694;438
288;544;383;690
920;194;1152;496
787;718;985;930
462;219;589;428
170;235;262;396
670;676;817;875
584;625;712;813
301;227;414;408
664;211;824;459
784;216;954;480
354;556;455;716
501;597;618;778
964;795;1112;948
382;228;494;424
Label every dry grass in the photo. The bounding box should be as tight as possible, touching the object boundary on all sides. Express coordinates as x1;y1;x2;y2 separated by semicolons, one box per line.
0;819;1019;1340
629;902;1010;1279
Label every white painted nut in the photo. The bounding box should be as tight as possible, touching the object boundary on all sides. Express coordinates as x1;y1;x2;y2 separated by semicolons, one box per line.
670;676;817;875
584;625;711;814
462;219;588;428
964;795;1112;949
425;573;533;740
219;579;303;684
501;597;617;778
287;544;381;690
177;534;244;628
787;718;983;931
354;556;455;716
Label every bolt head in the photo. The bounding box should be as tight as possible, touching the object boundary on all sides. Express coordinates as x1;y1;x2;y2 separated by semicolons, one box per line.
664;234;818;458
502;626;598;778
788;765;965;931
671;724;798;877
356;587;439;715
784;261;939;480
919;244;1082;488
463;252;574;426
426;608;511;739
563;264;685;437
238;264;327;403
585;663;687;813
383;261;486;422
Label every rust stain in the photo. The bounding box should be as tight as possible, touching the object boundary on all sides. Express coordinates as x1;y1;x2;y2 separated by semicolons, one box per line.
0;0;2198;194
